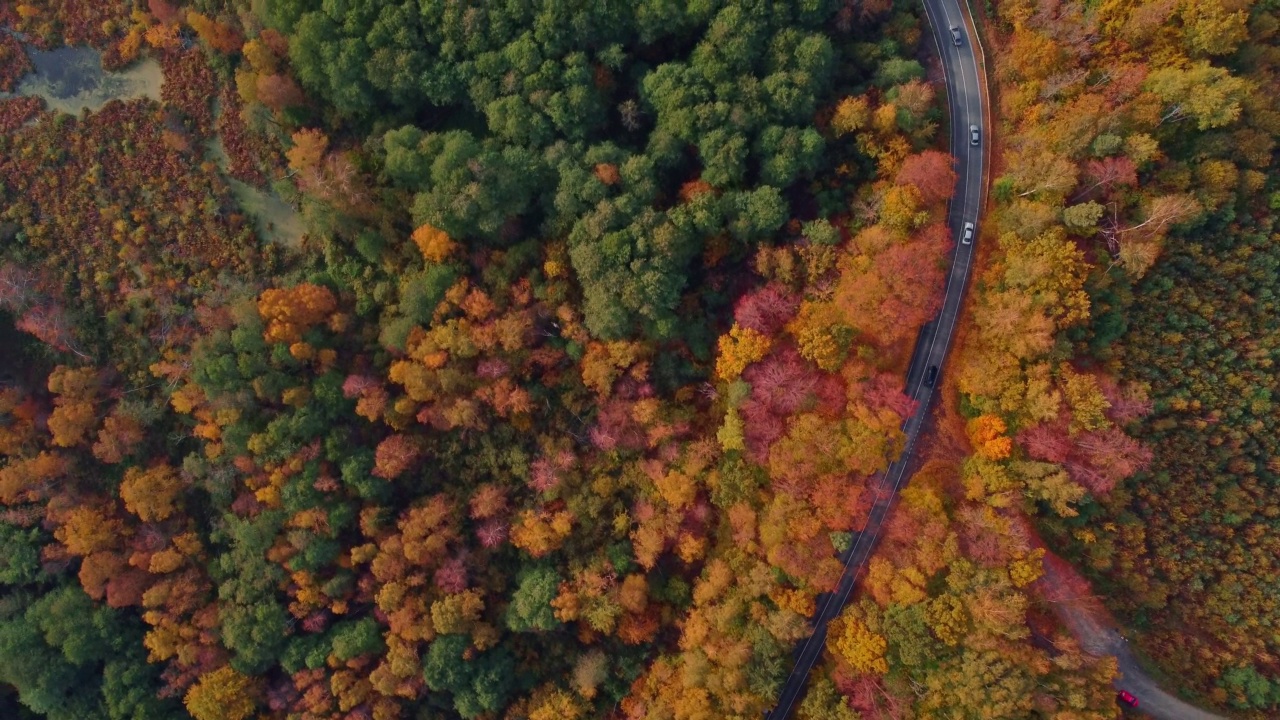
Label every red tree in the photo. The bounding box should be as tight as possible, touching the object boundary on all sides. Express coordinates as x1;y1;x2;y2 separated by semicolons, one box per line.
1098;376;1153;424
895;150;958;206
256;73;305;112
476;519;508;548
1069;428;1153;494
1081;156;1138;196
1017;421;1073;463
862;372;918;421
148;0;183;24
17;304;83;356
0;263;38;310
341;374;380;399
469;484;508;520
589;397;647;453
372;435;421;480
733;283;800;335
434;556;469;593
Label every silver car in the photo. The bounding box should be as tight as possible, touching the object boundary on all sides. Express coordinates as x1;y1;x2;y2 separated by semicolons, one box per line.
961;222;975;245
950;26;962;46
969;125;980;145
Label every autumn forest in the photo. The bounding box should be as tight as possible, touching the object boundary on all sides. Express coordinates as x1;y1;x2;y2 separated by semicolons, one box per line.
0;0;1277;719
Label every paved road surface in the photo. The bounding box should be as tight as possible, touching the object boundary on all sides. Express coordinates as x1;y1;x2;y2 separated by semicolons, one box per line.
765;0;986;716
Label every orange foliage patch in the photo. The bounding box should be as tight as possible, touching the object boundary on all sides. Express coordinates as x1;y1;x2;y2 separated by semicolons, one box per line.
257;284;337;344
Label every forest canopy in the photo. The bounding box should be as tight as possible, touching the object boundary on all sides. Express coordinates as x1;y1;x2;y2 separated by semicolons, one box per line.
0;0;1276;718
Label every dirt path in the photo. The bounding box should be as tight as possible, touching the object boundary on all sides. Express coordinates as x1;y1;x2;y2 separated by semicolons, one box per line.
1035;553;1228;720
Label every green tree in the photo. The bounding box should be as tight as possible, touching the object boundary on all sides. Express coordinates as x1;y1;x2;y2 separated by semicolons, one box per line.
0;522;43;586
506;566;562;632
400;264;458;324
874;58;926;88
1062;201;1105;233
409;132;546;242
424;635;516;719
724;186;788;243
1219;665;1280;710
290;10;378;119
0;614;107;720
215;513;289;675
329;617;387;661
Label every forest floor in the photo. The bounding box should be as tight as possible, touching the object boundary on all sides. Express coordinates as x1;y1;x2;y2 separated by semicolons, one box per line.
1034;553;1229;720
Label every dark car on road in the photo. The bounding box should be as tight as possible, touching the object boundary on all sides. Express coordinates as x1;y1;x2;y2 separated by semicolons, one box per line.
949;25;962;45
1117;691;1138;708
923;366;938;387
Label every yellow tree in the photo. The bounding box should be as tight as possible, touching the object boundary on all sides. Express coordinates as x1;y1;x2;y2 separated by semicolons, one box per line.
787;301;848;371
1060;365;1111;433
967;414;1013;461
512;509;574;558
831;611;889;675
286;128;329;175
528;688;585;720
46;365;99;448
830;96;871;136
714;325;771;382
55;506;124;557
411;223;459;263
184;666;256;720
47;399;95;448
120;464;184;522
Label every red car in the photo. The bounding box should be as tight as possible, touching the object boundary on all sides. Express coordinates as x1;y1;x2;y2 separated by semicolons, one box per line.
1117;690;1139;708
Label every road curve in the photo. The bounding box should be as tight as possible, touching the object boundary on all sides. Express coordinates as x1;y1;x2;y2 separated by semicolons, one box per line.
1040;559;1228;720
765;0;987;717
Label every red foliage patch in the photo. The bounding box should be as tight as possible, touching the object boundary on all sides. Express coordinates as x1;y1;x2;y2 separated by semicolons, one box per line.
733;282;800;335
160;49;217;138
0;99;265;357
0;33;32;92
862;372;918;420
215;86;275;186
895;150;958;206
1018;417;1153;496
589;396;648;453
738;346;839;462
0;96;45;135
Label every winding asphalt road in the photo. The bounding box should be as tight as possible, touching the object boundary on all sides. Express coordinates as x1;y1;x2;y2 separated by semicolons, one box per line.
765;0;986;716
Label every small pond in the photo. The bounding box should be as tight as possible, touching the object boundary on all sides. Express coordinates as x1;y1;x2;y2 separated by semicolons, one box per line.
4;43;162;114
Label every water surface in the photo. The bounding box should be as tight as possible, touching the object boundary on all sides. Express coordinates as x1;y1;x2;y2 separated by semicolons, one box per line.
6;44;162;114
206;136;305;248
